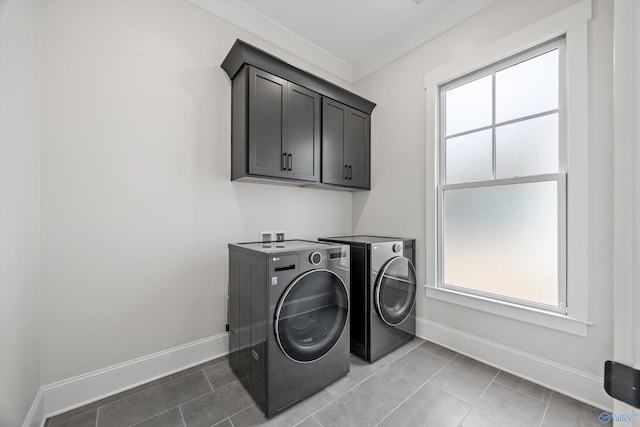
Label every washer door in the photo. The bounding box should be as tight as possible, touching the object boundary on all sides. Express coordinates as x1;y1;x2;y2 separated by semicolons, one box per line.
375;257;416;326
275;269;349;363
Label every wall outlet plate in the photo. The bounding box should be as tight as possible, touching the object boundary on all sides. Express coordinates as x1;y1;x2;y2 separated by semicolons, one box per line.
259;231;273;243
274;231;286;242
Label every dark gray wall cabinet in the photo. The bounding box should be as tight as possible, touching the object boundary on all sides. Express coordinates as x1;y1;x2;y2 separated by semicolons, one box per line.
322;98;370;189
223;39;375;190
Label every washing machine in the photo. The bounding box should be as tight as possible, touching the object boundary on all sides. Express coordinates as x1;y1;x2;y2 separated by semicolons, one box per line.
318;236;416;362
227;240;350;417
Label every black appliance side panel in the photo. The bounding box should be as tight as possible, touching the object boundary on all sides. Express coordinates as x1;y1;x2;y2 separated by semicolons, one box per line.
349;245;369;360
228;248;268;415
250;255;267;409
228;251;241;375
239;254;253;390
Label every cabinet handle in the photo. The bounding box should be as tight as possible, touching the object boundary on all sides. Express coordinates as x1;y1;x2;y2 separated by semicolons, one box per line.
348;165;353;180
344;165;349;180
288;154;292;171
282;153;287;171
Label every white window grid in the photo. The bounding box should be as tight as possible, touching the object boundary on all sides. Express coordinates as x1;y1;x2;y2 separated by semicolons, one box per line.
437;37;568;314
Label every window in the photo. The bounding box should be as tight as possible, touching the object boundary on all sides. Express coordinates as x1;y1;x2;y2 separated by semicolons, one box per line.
437;39;567;313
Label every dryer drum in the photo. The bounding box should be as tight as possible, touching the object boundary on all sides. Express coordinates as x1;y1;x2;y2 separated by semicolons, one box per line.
275;269;349;363
375;256;417;326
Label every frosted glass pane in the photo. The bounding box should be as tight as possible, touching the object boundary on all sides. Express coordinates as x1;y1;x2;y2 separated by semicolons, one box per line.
496;114;559;178
445;75;492;136
496;49;559;123
443;181;558;306
445;129;492;184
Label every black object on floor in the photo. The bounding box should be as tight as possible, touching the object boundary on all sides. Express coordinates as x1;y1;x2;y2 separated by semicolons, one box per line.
605;360;640;409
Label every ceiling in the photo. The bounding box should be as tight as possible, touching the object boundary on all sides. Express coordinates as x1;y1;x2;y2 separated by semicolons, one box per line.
187;0;496;83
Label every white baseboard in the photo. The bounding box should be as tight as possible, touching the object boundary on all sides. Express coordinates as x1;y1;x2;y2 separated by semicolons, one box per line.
21;388;45;427
25;320;613;424
33;332;228;423
416;317;613;411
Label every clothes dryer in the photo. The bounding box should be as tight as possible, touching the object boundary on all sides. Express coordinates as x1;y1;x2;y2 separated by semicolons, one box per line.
318;236;416;362
228;240;350;417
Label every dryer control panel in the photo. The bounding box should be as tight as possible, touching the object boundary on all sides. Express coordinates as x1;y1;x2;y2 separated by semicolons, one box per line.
371;242;403;273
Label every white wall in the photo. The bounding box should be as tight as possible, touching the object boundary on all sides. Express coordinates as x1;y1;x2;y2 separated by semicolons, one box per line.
636;0;640;372
353;0;613;408
612;0;640;420
0;0;42;425
39;0;353;385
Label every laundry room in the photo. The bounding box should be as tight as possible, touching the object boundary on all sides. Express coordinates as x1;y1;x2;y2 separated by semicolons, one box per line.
1;0;638;426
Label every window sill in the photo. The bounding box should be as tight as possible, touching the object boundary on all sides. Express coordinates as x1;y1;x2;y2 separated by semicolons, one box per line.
425;286;593;336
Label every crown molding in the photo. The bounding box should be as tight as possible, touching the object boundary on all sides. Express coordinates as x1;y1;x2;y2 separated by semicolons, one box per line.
187;0;497;84
353;0;496;82
186;0;354;83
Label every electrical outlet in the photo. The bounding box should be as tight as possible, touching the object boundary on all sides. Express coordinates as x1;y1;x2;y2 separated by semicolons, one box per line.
259;231;273;243
274;231;286;242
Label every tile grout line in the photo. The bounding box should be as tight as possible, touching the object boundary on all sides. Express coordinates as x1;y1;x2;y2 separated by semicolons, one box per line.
85;374;177;414
171;357;227;382
492;376;553;405
305;339;428;423
57;359;226;422
95;406;99;427
294;414;323;427
382;338;426;364
177;385;219;410
213;401;258;425
115;375;229;427
539;391;554;427
202;368;215;392
319;339;425;401
374;353;460;427
457;368;501;426
107;372;213;427
305;377;370;422
305;361;391;421
126;407;179;427
291;416;309;427
292;414;320;427
178;406;187;427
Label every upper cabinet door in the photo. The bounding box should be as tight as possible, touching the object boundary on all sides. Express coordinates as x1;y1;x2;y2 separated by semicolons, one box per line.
287;83;320;182
321;98;348;186
322;98;371;189
249;68;288;178
346;109;370;189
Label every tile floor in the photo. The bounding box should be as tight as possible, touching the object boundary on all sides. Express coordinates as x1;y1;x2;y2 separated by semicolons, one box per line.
45;338;607;427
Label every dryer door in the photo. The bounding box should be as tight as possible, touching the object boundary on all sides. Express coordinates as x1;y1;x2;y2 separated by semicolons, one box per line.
275;269;349;363
374;257;417;326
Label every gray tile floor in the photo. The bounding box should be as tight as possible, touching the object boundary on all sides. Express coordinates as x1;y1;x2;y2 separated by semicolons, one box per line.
45;338;607;427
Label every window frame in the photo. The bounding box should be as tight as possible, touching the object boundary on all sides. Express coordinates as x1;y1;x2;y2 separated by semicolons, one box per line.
436;38;568;314
423;0;592;336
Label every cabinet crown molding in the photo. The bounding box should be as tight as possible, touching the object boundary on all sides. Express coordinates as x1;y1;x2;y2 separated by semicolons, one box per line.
221;39;376;115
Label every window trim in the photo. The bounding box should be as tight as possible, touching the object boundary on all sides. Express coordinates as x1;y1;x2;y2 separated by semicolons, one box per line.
423;0;592;336
437;38;567;314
